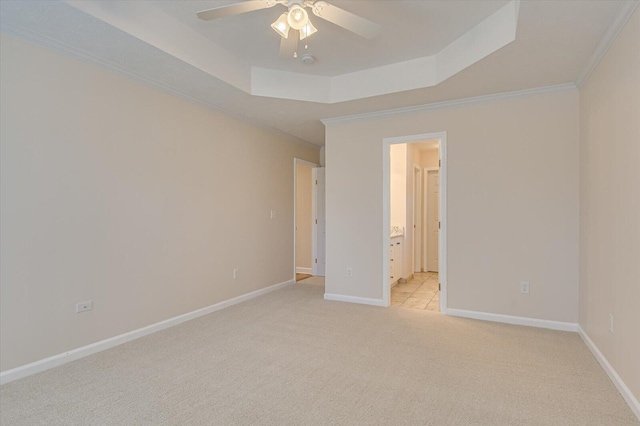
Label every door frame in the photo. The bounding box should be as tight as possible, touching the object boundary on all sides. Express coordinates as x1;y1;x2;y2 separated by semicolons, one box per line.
311;166;325;276
382;132;448;313
293;158;319;281
423;167;439;272
413;165;422;274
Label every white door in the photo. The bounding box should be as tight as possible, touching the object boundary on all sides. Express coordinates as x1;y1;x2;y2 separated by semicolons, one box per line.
427;170;439;272
312;167;326;276
413;167;422;272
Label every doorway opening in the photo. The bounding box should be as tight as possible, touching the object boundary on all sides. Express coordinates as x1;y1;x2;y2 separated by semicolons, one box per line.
382;133;447;312
293;158;325;282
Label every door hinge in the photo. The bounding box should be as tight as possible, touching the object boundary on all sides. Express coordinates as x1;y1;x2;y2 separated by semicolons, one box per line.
439;159;441;167
439;221;441;229
315;180;318;185
315;258;317;264
315;219;318;224
439;283;441;291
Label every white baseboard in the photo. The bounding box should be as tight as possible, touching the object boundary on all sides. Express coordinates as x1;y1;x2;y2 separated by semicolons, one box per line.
446;308;579;332
296;267;312;274
578;326;640;420
323;293;386;307
0;279;294;385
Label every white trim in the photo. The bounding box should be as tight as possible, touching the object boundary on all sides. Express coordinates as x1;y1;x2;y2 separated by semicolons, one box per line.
293;158;319;281
382;139;391;307
321;83;577;126
296;267;312;274
323;293;386;307
383;132;448;310
438;140;447;312
576;1;639;87
413;164;422;274
311;167;318;276
578;326;640;420
0;279;294;385
311;166;326;277
446;309;579;332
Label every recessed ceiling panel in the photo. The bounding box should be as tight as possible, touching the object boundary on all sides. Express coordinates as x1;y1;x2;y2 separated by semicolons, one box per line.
150;0;509;76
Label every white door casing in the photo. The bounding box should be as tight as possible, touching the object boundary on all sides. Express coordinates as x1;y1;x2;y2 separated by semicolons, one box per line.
413;165;422;273
427;170;439;272
382;132;447;311
312;167;326;276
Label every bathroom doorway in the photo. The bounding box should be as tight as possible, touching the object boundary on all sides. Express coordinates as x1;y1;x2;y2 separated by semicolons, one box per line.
382;133;447;312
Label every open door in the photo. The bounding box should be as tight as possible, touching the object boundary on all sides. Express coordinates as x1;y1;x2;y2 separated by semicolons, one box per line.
413;166;422;272
426;170;439;272
312;167;326;276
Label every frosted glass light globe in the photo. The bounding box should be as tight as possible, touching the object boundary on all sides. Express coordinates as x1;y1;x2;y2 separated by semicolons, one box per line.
287;5;309;30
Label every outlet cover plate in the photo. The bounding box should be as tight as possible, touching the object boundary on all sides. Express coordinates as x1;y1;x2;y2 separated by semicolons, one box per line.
76;300;93;313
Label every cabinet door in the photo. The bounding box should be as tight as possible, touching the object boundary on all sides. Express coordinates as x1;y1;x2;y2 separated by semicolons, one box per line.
394;240;403;281
390;244;397;283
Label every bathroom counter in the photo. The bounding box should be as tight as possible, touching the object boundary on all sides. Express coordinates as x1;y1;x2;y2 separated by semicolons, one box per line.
390;226;404;238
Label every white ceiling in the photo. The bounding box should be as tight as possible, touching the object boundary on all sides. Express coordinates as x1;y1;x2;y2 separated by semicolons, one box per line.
151;0;509;76
0;0;631;146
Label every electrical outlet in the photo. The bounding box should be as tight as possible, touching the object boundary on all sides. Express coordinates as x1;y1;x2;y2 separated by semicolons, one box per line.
233;269;239;279
520;281;530;294
346;268;353;277
609;314;614;333
76;300;93;313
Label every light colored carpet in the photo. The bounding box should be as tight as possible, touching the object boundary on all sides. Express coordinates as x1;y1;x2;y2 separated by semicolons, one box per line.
1;281;637;425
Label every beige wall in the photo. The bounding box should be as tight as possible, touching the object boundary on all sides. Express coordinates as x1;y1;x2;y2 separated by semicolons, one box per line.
420;149;439;168
579;9;640;403
0;35;318;371
296;164;313;270
389;144;407;228
325;90;579;322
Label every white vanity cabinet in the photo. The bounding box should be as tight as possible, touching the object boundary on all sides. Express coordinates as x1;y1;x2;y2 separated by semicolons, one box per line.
390;236;403;285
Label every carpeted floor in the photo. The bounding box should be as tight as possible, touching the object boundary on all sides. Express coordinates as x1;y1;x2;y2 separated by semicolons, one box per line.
1;279;637;425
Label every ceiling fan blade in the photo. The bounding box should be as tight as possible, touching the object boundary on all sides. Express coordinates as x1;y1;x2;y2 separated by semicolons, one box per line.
279;30;299;59
197;0;277;21
311;1;381;39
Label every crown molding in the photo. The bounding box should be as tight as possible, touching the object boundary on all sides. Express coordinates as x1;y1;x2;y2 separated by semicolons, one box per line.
321;83;577;126
0;22;320;150
576;1;639;88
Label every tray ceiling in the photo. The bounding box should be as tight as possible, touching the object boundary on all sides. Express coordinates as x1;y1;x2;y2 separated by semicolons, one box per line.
0;0;630;145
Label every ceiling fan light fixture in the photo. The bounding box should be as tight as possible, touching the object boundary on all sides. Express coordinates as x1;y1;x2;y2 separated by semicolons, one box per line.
271;13;290;38
299;20;317;40
287;4;309;30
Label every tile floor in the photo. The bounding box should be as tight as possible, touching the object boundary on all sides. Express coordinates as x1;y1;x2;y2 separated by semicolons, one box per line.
391;272;439;311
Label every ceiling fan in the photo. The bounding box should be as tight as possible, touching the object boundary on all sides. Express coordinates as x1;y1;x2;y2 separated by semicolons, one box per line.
197;0;381;58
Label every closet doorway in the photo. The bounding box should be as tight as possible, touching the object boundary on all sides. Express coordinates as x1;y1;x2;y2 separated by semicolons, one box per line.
293;158;324;282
